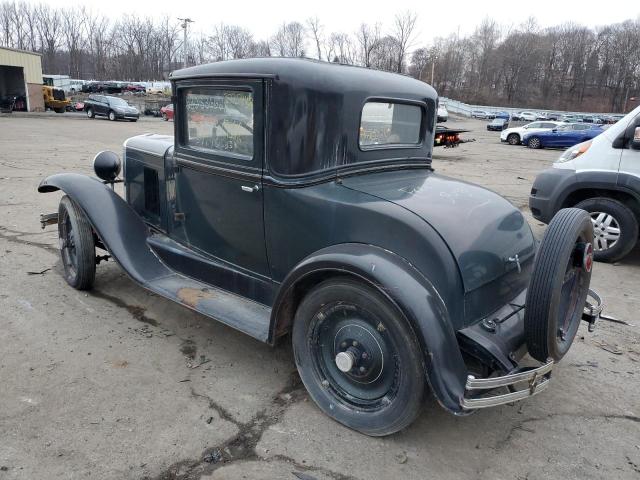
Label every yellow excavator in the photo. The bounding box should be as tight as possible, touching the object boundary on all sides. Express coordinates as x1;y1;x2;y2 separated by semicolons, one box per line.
42;85;71;113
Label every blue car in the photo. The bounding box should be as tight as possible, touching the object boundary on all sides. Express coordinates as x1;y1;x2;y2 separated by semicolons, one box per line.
522;123;603;149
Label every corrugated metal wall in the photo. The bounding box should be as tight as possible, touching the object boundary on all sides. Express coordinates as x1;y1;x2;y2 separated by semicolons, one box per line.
0;47;43;84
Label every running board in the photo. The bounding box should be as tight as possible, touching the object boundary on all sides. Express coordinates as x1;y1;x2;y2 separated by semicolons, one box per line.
146;273;271;342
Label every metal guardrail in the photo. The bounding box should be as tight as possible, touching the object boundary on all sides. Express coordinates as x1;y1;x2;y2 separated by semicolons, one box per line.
440;97;621;119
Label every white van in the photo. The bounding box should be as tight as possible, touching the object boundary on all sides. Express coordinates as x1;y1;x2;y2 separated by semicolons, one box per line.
530;105;640;262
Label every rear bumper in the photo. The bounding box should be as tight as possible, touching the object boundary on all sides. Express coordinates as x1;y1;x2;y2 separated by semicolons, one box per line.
461;360;553;409
458;289;604;410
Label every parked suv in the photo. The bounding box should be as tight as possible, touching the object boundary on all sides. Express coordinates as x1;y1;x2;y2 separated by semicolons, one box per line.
84;95;139;121
530;104;640;262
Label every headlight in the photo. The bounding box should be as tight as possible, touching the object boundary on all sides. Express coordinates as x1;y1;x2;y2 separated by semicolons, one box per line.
557;140;592;162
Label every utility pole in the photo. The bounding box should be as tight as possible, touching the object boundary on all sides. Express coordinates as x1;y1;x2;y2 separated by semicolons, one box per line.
178;17;194;68
431;55;438;86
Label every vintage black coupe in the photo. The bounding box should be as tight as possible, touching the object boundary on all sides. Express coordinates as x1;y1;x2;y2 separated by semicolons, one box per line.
39;58;602;436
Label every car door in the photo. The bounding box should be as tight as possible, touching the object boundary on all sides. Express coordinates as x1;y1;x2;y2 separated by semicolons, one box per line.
95;96;107;115
168;80;270;280
544;123;567;147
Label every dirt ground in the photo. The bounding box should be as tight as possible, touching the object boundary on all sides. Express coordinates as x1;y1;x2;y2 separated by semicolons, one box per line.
0;112;638;480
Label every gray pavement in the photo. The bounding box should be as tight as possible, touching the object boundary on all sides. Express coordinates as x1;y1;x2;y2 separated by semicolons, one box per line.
0;112;638;480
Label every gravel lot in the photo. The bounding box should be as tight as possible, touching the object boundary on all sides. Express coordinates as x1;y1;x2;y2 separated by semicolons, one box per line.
1;112;639;480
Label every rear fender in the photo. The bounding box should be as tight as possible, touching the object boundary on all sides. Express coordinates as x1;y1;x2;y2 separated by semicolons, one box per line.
38;173;169;284
270;243;468;414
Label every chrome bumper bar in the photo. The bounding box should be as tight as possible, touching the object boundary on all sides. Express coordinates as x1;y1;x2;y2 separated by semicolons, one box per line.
461;360;553;410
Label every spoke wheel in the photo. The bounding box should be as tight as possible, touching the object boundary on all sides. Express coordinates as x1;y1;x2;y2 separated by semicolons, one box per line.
507;133;520;145
58;196;96;290
293;278;425;436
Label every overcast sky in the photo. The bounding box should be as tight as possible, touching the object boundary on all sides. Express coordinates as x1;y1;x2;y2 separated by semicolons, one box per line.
40;0;638;46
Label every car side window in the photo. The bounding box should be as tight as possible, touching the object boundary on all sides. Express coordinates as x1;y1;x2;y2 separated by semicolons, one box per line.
527;122;541;129
542;123;557;128
359;101;423;148
183;88;254;160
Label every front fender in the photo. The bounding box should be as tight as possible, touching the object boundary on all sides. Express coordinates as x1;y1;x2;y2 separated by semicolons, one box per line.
38;173;169;285
271;243;468;414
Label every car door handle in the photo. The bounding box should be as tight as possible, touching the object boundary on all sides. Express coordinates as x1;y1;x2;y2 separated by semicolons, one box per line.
241;185;259;193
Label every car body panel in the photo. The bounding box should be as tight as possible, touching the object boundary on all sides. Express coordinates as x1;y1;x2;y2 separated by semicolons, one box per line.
522;124;603;148
341;170;536;294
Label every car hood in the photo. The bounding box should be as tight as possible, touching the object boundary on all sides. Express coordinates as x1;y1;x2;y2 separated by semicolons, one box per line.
342;169;536;293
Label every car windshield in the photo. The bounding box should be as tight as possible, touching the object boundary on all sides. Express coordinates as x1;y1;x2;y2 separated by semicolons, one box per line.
109;98;128;107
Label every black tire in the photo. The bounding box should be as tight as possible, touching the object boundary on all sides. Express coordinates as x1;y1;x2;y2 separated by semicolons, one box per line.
86;108;95;119
507;133;520;145
574;197;638;263
54;107;65;114
58;196;96;290
162;112;168;121
527;136;542;149
292;278;425;436
108;110;116;121
525;208;594;362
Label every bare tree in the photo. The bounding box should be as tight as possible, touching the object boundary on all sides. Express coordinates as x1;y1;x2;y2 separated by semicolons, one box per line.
327;32;355;64
355;23;380;67
62;8;85;77
36;4;62;73
306;16;323;60
391;11;417;73
271;21;305;57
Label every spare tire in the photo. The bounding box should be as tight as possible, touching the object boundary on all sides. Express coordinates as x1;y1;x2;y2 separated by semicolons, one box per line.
524;208;594;362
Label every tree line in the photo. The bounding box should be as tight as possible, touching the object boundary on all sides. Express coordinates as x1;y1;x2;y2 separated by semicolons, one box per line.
1;1;638;112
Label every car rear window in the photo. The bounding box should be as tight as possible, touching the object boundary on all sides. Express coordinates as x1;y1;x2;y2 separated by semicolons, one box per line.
183;88;254;160
359;101;422;148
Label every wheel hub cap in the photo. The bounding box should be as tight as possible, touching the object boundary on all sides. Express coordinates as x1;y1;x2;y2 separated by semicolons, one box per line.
335;351;355;372
312;305;397;403
589;212;620;251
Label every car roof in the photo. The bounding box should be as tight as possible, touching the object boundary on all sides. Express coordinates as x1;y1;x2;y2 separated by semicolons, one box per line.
171;57;434;99
171;58;438;179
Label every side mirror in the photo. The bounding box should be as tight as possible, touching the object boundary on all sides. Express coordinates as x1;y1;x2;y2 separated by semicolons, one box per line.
93;150;121;182
632;127;640;150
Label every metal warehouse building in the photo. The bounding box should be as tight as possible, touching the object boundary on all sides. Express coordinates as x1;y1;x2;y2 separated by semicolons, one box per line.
0;46;44;112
